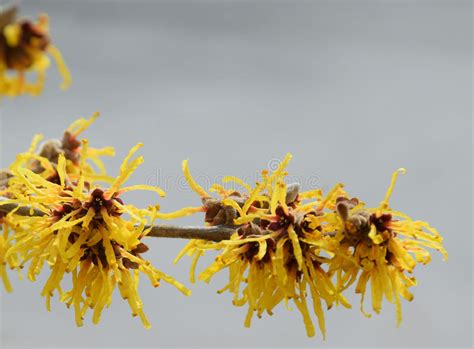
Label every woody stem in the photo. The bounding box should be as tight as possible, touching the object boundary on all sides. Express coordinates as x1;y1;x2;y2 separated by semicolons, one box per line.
0;198;235;242
0;198;336;241
146;225;235;241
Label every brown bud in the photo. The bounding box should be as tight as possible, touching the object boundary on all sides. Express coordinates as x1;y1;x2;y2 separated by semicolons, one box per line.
346;210;371;234
202;197;238;226
336;196;361;223
238;222;264;237
0;169;13;189
336;201;350;222
336;196;359;209
62;131;81;151
132;243;149;254
37;139;63;164
285;183;300;204
112;243;122;258
61;131;81;163
122;258;139;270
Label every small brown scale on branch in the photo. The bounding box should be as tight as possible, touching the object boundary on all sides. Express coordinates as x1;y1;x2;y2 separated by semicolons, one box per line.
31;131;83;176
38;131;82;165
51;188;150;270
0;170;13;191
0;129;87;193
0;128;84;189
202;183;301;227
336;196;396;262
202;195;240;226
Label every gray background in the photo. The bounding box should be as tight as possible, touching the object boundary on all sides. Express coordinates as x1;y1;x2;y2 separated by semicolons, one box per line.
0;0;471;347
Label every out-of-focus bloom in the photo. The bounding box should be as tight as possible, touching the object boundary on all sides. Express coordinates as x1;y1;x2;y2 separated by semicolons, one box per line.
2;141;190;328
0;6;71;98
328;168;448;325
175;154;347;338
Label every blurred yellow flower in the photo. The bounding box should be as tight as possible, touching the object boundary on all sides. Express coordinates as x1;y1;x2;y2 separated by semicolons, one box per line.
0;7;71;98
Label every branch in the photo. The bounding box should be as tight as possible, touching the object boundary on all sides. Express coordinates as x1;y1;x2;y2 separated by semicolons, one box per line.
146;225;235;241
0;198;336;241
0;197;235;242
0;200;45;217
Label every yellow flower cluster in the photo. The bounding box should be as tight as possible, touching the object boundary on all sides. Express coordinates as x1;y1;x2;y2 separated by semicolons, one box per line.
0;115;189;328
0;115;447;337
176;154;447;338
0;6;70;98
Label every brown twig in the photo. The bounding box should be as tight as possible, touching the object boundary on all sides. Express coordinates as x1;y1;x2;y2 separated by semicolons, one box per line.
0;200;45;217
0;198;236;242
146;225;235;241
0;198;336;241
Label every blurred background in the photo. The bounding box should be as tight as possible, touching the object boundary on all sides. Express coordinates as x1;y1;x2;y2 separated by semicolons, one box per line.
0;0;471;348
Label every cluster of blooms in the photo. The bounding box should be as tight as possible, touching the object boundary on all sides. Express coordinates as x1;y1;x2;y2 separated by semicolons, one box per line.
175;155;448;338
0;115;190;328
0;115;447;337
0;6;70;98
